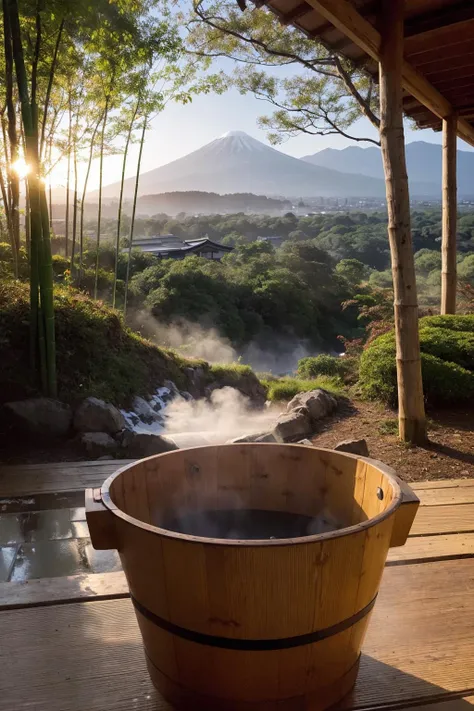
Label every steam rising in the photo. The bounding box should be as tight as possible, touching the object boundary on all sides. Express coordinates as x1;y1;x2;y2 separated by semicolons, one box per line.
163;386;277;440
129;309;314;372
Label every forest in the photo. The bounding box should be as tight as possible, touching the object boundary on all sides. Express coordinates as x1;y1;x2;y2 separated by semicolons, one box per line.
0;0;473;446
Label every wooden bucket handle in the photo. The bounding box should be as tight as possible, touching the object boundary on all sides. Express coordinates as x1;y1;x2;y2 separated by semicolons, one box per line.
85;487;117;550
389;480;420;548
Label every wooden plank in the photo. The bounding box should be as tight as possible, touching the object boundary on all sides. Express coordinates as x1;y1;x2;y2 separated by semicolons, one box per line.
388;533;474;565
302;0;474;147
418;488;474;507
1;558;474;710
411;504;474;536
0;459;134;497
413;479;474;491
0;572;128;610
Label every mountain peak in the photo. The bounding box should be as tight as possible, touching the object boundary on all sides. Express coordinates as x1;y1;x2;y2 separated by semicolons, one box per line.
220;130;251;138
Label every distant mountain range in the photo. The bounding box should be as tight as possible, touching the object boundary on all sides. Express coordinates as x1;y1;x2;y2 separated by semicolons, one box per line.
96;130;436;201
302;141;474;197
94;133;473;201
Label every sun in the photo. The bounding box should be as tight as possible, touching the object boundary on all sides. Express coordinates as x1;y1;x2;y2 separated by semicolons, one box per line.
11;158;31;179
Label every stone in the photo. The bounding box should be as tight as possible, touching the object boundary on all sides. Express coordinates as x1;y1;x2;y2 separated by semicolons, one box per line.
130;397;157;425
287;389;337;422
4;398;72;437
120;430;178;458
297;439;313;446
227;431;276;444
334;438;370;457
74;397;125;434
80;432;117;458
273;407;312;443
183;366;208;399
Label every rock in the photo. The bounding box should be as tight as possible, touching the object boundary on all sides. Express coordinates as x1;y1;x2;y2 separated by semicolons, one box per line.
130;397;157;425
80;432;117;458
287;389;337;422
227;431;276;444
120;430;178;458
273;407;312;443
74;397;125;434
334;438;370;457
4;398;72;437
297;439;313;446
184;366;208;399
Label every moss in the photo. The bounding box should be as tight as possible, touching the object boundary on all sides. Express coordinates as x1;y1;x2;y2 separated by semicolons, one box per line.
0;280;204;406
359;315;474;406
209;363;254;381
261;376;344;402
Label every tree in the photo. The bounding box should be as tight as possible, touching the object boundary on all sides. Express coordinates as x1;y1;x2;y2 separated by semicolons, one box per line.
185;0;380;146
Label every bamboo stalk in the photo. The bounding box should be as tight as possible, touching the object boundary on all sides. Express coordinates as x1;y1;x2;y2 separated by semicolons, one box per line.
113;101;139;308
39;186;57;397
441;115;457;315
379;0;426;444
64;92;71;257
123;115;146;317
94;99;109;299
79;115;101;284
70;136;78;275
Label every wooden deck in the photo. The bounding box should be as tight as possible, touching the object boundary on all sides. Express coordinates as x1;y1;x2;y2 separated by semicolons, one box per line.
1;461;474;709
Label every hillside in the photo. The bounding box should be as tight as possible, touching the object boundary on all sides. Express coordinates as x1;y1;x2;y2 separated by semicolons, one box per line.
302;141;474;197
96;131;392;200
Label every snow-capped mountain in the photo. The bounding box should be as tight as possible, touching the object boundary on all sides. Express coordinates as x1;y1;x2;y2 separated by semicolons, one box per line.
97;130;392;199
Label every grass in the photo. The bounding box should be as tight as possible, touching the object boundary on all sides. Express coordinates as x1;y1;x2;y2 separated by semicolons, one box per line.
209;363;254;381
0;280;267;407
0;281;211;406
261;376;345;402
378;418;398;435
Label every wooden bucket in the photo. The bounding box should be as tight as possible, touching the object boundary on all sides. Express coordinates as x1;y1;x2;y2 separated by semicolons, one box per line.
86;444;419;711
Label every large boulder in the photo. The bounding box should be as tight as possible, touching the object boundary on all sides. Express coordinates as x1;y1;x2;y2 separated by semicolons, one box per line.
334;439;370;457
80;432;118;458
4;398;72;437
74;397;125;434
227;431;277;444
120;430;178;458
287;389;337;422
273;407;312;443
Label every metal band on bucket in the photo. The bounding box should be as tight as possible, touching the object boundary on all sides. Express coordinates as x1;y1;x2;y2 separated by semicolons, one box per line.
131;594;377;651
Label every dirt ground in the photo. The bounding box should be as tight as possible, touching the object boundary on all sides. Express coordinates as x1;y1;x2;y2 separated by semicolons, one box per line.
311;399;474;482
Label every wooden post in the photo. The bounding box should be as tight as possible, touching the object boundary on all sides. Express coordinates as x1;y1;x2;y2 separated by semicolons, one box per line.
441;115;457;314
379;0;426;444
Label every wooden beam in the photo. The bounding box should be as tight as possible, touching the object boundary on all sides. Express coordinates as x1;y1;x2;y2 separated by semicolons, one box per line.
302;0;474;147
405;17;474;57
378;0;426;444
405;4;474;40
280;2;312;26
441;115;457;315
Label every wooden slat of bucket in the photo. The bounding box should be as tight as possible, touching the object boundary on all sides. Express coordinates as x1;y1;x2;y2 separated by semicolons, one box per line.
410;504;474;536
2;559;474;711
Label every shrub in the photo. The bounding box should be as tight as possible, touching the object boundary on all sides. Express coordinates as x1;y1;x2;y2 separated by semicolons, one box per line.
0;280;206;406
297;354;347;378
262;376;344;402
52;254;70;277
359;315;474;406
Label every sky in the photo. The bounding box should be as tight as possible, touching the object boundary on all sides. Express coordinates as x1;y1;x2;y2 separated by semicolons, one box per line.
49;77;473;194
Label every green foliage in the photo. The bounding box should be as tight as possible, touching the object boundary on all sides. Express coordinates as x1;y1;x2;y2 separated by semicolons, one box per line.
359;315;474;406
209;363;253;381
297;354;347;378
262;376;343;402
0;280;202;405
378;418;398;435
129;243;354;349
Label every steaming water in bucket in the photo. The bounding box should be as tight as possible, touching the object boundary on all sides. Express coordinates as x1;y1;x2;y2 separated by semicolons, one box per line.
160;508;343;539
